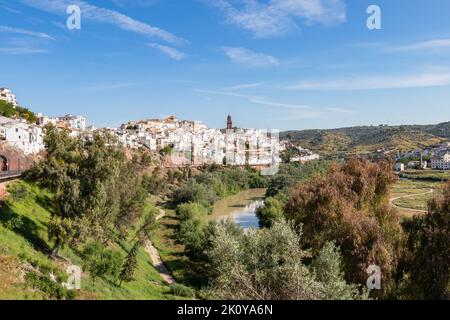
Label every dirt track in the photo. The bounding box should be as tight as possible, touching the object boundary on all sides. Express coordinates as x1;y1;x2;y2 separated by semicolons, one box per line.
143;209;175;285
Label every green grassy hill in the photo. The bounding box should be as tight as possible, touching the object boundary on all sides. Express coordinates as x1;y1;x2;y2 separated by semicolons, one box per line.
0;180;182;300
282;122;450;157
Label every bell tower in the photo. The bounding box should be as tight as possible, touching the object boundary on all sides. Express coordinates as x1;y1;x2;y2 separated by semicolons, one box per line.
227;114;232;130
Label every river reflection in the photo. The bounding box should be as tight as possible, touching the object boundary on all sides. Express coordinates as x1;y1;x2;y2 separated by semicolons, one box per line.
209;189;266;229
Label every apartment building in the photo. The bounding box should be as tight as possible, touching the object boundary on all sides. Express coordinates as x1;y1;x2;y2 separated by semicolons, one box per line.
431;152;450;170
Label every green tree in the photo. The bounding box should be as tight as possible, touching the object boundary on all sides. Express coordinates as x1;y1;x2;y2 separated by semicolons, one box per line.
206;219;366;300
401;181;450;299
81;242;122;281
29;125;148;256
310;241;368;300
119;239;142;286
256;197;284;228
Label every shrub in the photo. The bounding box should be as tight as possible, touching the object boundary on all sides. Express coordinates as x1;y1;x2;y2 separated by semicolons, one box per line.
400;181;450;299
25;271;77;300
206;219;366;300
7;182;29;203
171;179;217;207
169;283;195;298
176;202;209;221
177;219;205;258
256;197;284;228
284;158;403;297
5;216;24;231
81;242;123;281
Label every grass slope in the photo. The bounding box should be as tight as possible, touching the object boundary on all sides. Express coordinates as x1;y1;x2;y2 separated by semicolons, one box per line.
0;181;182;300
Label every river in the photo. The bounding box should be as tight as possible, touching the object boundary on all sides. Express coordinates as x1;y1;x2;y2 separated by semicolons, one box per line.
208;188;266;229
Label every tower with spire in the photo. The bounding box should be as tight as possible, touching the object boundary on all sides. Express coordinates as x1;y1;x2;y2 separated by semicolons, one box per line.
227;114;233;130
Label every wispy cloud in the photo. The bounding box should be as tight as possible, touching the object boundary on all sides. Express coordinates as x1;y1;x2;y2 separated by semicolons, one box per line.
0;25;55;40
221;47;279;68
286;71;450;91
222;82;265;90
0;47;49;54
148;43;186;60
386;38;450;53
203;0;346;38
19;0;187;45
84;82;136;92
0;25;54;55
111;0;162;8
0;1;22;14
193;88;352;114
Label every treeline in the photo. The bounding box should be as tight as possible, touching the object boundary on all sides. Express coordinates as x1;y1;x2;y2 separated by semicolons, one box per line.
257;160;330;228
168;166;268;276
161;161;375;299
256;158;449;300
24;124;156;287
178;158;448;300
0;100;37;123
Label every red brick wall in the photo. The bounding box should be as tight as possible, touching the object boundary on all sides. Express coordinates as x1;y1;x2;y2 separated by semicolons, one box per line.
0;142;38;171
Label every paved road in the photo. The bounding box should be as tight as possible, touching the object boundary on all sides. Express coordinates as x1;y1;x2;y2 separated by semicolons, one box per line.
144;209;176;285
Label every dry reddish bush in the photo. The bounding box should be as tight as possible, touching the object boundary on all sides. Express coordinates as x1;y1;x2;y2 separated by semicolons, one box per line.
285;158;403;294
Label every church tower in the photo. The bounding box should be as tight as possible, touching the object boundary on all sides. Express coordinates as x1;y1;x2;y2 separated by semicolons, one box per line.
227;114;233;130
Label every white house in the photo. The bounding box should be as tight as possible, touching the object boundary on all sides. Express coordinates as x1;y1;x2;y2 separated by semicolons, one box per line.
37;113;86;131
431;152;450;170
61;114;86;130
0;88;18;106
395;163;405;172
0;116;44;155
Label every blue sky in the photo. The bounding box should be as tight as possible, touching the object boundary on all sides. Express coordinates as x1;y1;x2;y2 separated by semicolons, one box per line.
1;0;450;130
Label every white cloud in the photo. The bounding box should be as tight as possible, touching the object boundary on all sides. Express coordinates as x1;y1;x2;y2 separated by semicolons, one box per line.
20;0;186;45
0;25;54;54
286;72;450;91
111;0;162;8
85;82;136;91
0;47;49;54
148;43;186;60
386;38;450;53
222;82;265;90
0;25;55;40
204;0;346;38
221;47;279;67
193;88;352;114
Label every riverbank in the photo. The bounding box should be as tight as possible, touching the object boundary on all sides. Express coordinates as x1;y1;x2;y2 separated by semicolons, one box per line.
149;188;267;290
208;188;266;228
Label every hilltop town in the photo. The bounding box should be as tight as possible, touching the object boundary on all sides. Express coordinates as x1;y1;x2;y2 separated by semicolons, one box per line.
0;88;319;171
2;87;450;173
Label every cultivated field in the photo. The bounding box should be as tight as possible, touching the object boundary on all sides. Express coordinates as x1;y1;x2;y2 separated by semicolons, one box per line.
390;179;443;218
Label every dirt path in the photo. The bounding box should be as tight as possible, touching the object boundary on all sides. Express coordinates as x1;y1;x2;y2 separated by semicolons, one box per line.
144;209;175;285
389;189;434;214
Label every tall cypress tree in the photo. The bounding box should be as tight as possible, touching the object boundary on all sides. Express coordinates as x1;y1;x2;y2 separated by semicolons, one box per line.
118;239;142;286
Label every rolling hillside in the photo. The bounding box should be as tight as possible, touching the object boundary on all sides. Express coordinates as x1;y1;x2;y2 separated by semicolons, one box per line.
281;122;450;157
0;181;183;300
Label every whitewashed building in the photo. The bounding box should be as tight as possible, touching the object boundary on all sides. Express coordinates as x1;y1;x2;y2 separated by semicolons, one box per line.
37;113;86;131
431;152;450;170
117;116;282;167
0;116;44;155
395;163;405;172
0;88;18;106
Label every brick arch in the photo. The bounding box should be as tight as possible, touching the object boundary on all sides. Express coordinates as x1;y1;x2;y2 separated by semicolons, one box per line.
0;155;8;171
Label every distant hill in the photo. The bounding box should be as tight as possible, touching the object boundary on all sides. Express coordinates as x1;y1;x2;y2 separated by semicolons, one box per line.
281;122;450;157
